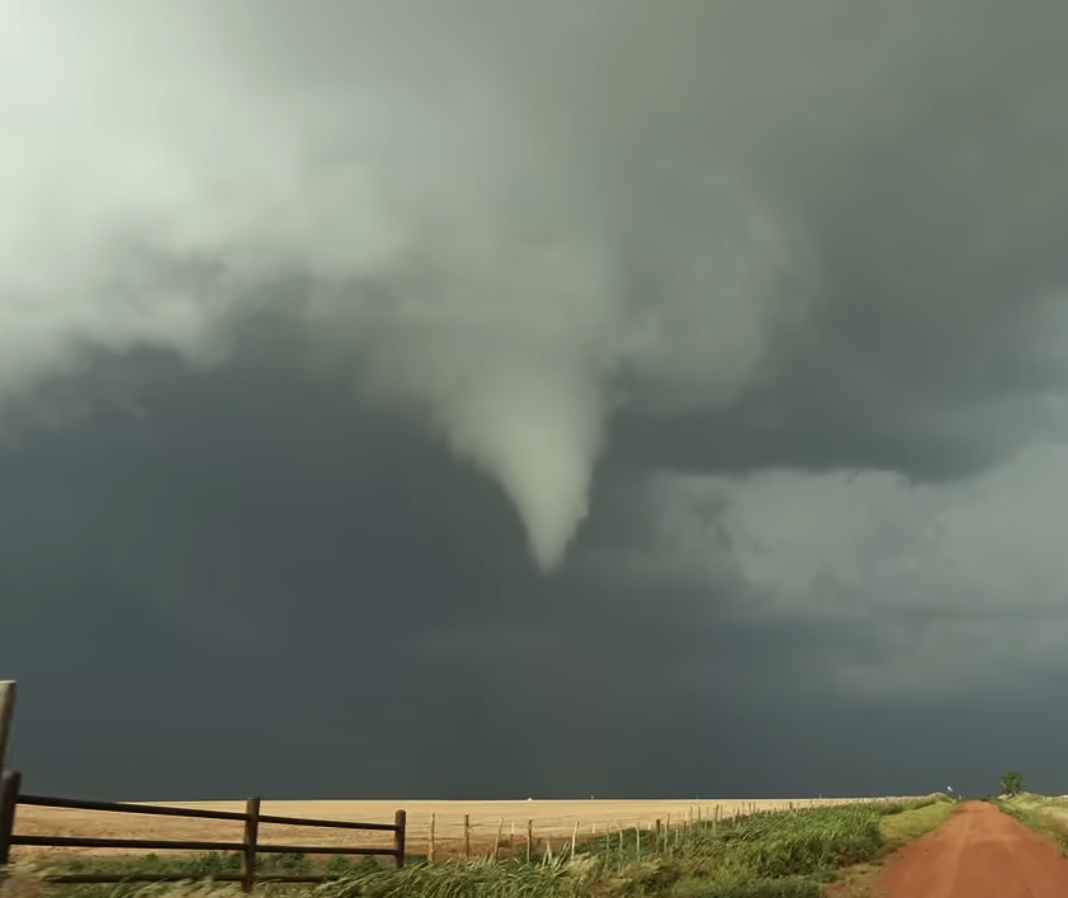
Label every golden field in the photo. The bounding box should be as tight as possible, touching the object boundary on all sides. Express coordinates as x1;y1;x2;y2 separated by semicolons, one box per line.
12;796;901;860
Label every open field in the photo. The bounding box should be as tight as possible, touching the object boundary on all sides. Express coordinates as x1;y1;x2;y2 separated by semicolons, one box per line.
5;796;965;898
991;793;1068;855
12;797;904;861
1005;792;1068;827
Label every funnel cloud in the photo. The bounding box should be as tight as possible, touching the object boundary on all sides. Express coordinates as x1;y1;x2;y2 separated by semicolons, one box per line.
0;0;820;569
2;0;1068;573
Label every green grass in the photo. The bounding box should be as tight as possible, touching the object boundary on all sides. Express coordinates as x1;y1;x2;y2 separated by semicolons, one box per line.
9;797;952;898
17;853;380;879
826;794;958;896
877;796;956;850
994;795;1068;856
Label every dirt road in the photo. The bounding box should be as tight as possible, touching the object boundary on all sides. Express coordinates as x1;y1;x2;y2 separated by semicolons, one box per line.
871;801;1068;897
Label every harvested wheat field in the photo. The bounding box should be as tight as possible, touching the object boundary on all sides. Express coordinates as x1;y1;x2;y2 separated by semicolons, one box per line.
13;796;900;862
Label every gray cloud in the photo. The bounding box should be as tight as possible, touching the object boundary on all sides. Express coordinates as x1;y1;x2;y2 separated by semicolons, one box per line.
0;354;849;798
4;0;1068;799
3;351;1067;802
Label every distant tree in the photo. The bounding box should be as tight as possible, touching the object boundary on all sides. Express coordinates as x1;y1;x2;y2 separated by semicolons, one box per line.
1000;770;1024;796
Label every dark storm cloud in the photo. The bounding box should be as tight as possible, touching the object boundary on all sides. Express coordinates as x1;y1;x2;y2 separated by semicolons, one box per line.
0;348;908;800
5;0;1068;803
4;354;1066;800
617;17;1068;482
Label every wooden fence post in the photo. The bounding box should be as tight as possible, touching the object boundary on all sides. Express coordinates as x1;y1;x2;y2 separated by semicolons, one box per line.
526;818;533;863
428;813;436;863
241;797;260;893
463;813;471;860
393;810;406;868
493;818;503;860
0;682;16;773
0;768;21;878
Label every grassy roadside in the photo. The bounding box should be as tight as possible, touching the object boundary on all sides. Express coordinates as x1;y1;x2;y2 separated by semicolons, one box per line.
993;794;1068;856
2;797;954;898
823;795;958;897
877;797;957;851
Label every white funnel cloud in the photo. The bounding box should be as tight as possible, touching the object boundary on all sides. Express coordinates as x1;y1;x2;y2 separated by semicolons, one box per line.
0;1;818;570
435;361;606;571
356;334;612;570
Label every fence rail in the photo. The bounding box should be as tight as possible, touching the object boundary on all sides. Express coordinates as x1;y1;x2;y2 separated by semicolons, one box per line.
0;776;406;892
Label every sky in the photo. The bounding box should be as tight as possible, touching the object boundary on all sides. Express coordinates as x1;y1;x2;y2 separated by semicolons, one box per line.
3;0;1068;801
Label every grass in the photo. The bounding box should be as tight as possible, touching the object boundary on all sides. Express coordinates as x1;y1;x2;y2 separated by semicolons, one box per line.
6;855;378;879
825;794;958;896
877;796;956;850
993;794;1068;856
3;797;953;898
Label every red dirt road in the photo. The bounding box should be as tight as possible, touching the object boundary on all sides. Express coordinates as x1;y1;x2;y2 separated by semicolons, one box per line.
870;801;1068;897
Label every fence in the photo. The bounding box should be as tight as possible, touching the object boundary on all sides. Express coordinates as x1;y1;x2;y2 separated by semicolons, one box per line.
422;806;723;862
0;679;405;891
413;797;906;862
0;772;406;892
